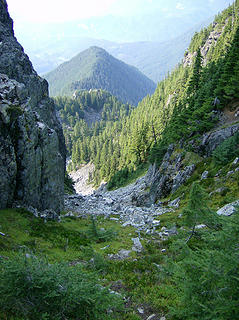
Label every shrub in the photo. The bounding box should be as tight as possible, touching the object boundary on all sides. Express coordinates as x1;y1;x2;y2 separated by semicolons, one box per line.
212;132;239;166
0;254;123;320
167;210;239;319
64;173;75;194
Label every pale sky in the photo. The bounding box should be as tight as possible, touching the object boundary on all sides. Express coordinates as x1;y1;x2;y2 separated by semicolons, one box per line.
6;0;118;23
6;0;233;24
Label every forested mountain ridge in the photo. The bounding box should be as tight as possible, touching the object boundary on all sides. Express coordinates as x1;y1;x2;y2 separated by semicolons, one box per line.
44;46;156;105
62;1;239;188
15;1;232;79
25;24;208;82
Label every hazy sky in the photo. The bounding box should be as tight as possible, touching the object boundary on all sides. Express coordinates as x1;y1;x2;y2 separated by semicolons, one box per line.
5;0;234;74
7;0;233;24
7;0;119;23
7;0;159;23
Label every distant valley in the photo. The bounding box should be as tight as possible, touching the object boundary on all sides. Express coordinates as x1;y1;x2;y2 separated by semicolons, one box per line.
16;0;231;82
24;25;207;83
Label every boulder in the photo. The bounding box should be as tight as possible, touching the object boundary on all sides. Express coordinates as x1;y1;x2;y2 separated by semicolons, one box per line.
232;157;239;166
131;237;143;252
217;200;239;216
148;146;195;204
201;170;209;180
198;123;239;156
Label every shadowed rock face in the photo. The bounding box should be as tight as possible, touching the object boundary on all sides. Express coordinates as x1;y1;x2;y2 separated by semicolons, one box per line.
0;0;66;212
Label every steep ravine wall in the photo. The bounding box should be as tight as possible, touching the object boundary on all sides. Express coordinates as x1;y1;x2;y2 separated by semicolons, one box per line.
0;0;66;212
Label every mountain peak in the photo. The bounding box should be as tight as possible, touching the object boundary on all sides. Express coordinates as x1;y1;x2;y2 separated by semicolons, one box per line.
45;46;156;105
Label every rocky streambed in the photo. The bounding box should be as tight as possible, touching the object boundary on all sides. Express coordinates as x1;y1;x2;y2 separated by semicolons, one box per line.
64;174;179;236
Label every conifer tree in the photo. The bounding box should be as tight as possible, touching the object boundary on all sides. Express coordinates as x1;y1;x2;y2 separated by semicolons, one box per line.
182;182;218;242
187;48;203;95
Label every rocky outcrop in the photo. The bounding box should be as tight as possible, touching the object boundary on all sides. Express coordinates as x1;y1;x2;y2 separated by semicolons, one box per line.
183;22;226;67
148;147;195;204
131;145;196;206
195;122;239;156
0;0;65;212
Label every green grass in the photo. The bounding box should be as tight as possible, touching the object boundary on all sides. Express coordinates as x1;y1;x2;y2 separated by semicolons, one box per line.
1;154;238;319
0;208;170;319
0;209;138;263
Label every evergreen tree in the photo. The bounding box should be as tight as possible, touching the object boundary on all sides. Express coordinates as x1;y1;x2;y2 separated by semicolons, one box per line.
187;48;203;95
169;210;239;319
182;182;218;242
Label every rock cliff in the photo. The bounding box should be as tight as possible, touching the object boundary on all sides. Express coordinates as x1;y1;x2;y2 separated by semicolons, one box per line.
0;0;65;212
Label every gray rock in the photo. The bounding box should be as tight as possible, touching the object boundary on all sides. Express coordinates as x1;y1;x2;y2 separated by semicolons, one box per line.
131;237;143;252
201;170;209;180
103;197;114;205
122;221;131;227
110;217;119;221
137;307;144;314
142;145;196;205
227;170;234;177
232;157;239;166
217;200;239;216
171;165;195;194
198;123;239;156
210;187;229;197
167;226;178;235
63;211;75;218
38;209;60;222
0;2;65;212
26;206;39;218
108;249;132;260
195;224;207;229
168;197;181;208
100;245;110;250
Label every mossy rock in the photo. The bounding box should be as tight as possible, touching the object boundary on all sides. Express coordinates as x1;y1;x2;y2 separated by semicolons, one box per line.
6;105;24;122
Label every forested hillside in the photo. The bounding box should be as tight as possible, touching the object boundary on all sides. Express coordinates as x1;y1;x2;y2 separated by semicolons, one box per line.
45;46;156;105
54;89;132;158
59;1;239;188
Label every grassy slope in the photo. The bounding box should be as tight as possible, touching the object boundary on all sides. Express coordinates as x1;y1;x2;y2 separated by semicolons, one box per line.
1;152;239;319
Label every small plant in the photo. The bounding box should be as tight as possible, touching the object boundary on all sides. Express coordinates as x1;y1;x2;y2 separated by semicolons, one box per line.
0;253;123;320
87;217;117;243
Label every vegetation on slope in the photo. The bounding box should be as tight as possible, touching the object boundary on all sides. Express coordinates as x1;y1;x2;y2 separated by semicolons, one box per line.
1;151;239;319
45;46;156;105
54;89;132;160
57;1;239;189
1;2;239;320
